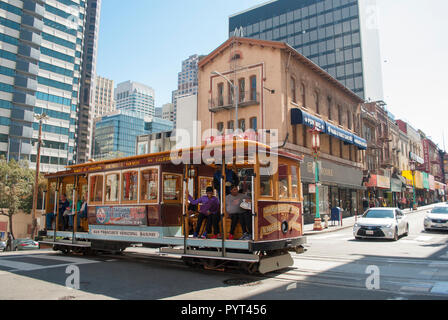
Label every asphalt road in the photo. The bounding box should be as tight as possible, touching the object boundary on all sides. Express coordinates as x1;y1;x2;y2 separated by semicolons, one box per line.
0;205;447;301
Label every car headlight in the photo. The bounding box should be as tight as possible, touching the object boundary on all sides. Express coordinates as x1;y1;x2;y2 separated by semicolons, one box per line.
354;223;360;228
383;224;393;228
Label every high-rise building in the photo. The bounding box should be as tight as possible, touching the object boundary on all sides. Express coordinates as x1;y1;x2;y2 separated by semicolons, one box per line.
77;0;101;164
0;0;92;172
161;103;174;122
172;54;200;128
115;80;155;118
93;110;148;160
92;75;114;118
229;0;384;101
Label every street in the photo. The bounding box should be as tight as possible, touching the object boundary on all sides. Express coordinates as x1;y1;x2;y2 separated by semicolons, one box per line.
0;206;447;300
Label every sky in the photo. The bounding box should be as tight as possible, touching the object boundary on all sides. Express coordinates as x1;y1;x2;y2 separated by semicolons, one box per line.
96;0;448;150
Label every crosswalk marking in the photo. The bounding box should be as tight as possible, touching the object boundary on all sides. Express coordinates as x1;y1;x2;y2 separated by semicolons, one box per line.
431;282;448;295
0;254;100;272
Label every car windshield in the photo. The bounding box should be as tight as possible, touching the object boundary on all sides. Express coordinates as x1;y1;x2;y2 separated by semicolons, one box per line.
430;207;448;214
363;209;395;219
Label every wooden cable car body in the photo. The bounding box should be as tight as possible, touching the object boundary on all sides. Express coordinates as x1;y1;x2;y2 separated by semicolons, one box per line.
40;140;306;274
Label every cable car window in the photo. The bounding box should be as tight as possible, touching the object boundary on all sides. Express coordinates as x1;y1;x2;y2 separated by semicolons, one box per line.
89;175;103;203
105;173;120;203
140;168;158;202
259;165;274;197
278;164;289;199
291;165;299;199
122;171;138;202
163;173;182;201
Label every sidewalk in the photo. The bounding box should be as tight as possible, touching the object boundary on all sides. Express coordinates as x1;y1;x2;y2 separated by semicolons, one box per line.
303;204;435;236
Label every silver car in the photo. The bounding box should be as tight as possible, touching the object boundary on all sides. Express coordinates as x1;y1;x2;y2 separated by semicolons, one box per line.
424;205;448;231
353;208;409;241
0;241;6;252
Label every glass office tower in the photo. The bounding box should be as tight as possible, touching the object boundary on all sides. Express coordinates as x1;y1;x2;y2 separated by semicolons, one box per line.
229;0;384;101
0;0;91;172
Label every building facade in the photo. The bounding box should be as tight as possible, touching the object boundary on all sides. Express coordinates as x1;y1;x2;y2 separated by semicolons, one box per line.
0;0;92;172
76;0;101;164
115;80;155;118
172;54;200;128
93;110;148;160
161;102;174;122
229;0;384;101
198;37;367;223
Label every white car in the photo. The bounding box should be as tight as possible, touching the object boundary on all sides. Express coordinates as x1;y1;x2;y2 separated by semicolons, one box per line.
424;205;448;231
353;208;409;241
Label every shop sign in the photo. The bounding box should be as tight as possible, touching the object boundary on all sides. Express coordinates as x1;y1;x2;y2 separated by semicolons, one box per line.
409;152;424;165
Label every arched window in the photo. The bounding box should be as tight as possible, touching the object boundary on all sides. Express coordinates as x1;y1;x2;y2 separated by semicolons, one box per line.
300;83;306;108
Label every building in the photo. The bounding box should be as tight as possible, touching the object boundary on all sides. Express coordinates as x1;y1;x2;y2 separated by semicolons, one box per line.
136;131;175;155
197;37;367;223
0;0;93;172
154;107;162;118
144;116;173;134
93;110;148;160
175;94;199;149
115;80;155;118
172;54;200;128
92;76;114;118
229;0;384;101
161;102;174;122
76;0;102;164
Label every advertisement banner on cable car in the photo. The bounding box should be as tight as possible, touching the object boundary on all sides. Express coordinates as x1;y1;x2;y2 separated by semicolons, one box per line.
95;206;148;226
257;202;302;241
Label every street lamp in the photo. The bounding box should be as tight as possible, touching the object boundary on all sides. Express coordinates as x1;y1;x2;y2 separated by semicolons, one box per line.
409;160;417;211
30;112;49;240
310;125;323;231
211;71;239;133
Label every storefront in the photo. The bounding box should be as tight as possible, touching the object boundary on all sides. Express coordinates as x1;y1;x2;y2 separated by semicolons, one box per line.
300;156;364;224
365;174;390;206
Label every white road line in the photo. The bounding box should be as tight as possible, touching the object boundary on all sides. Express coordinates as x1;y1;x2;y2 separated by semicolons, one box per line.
0;254;100;272
27;255;96;264
414;236;433;242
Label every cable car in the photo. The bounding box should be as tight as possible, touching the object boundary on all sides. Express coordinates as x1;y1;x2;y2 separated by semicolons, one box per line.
40;140;306;274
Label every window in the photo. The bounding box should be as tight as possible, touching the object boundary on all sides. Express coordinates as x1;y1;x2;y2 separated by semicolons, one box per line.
250;75;257;101
105;173;120;203
314;91;320;113
227;120;234;131
238;78;245;102
338;105;342;125
217;82;224;106
163;173;182;201
238;119;246;132
250;117;257;131
259;165;274;197
291;165;299;199
122;171;138;202
301;83;306;108
217;122;224;134
140;168;158;202
327;97;332;120
89;175;103;203
291;77;297;103
228;80;234;106
278;165;289;199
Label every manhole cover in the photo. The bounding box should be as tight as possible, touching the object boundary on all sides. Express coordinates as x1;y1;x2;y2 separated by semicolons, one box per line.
58;296;76;300
223;278;261;287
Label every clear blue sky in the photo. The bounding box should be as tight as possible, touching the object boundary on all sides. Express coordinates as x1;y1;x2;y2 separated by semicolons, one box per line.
96;0;448;150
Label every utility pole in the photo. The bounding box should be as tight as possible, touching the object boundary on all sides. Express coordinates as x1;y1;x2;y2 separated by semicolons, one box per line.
30;113;48;240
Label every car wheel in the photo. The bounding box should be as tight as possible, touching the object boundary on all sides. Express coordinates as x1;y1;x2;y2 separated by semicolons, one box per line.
404;224;409;237
393;228;399;241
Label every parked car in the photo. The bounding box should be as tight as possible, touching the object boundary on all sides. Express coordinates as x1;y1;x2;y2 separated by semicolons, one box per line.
353;208;409;241
424;205;448;231
0;241;6;252
12;239;40;251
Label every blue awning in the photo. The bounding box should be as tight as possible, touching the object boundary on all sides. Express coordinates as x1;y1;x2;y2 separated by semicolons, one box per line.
326;123;353;144
291;108;367;150
291;108;325;132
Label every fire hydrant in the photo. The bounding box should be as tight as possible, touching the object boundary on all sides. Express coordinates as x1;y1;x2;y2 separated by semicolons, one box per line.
323;214;329;229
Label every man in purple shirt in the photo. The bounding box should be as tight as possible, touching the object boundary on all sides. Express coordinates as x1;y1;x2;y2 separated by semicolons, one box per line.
189;187;220;239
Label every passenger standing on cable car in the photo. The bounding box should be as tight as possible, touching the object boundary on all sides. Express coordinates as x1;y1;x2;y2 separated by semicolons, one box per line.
188;187;220;239
213;167;239;198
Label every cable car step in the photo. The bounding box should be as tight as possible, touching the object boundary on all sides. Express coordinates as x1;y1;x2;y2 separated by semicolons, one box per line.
39;240;91;248
160;247;259;262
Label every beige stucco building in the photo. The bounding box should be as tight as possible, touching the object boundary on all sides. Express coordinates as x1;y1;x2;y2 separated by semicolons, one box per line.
197;37;367;222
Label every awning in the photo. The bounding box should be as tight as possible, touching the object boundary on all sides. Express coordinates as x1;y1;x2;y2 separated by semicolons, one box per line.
291;108;367;150
291;108;325;132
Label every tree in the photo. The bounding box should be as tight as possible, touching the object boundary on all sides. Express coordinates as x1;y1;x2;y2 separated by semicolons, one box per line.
0;158;35;239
